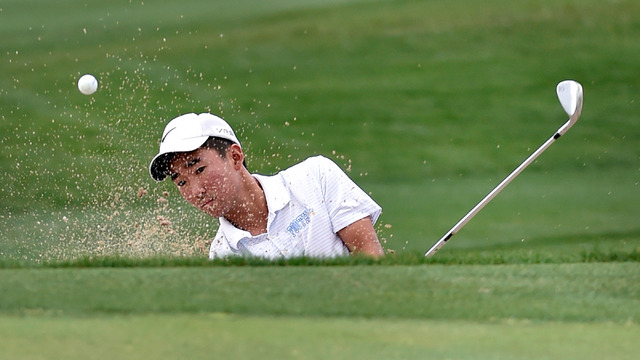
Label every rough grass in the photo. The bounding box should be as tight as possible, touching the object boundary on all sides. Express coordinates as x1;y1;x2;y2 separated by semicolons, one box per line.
1;246;639;269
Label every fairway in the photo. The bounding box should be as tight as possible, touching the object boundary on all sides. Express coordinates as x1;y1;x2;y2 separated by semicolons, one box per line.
2;314;639;360
1;263;639;359
2;264;639;321
1;0;639;358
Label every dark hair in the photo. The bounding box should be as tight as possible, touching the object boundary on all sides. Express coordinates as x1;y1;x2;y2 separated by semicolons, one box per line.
161;137;247;179
202;137;247;169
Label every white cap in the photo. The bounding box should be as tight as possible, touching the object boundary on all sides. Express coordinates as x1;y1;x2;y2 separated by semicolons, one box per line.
148;113;241;181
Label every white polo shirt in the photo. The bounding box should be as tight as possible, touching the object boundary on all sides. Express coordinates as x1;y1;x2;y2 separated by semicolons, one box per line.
208;155;382;259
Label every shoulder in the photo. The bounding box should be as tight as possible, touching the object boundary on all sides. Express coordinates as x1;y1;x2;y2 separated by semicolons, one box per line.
274;155;346;199
281;155;342;177
277;156;347;189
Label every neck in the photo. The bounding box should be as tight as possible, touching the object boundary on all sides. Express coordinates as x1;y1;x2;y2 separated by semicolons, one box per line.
224;173;268;236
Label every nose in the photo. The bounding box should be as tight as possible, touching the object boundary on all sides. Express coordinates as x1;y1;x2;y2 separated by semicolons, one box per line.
181;179;206;203
192;180;206;198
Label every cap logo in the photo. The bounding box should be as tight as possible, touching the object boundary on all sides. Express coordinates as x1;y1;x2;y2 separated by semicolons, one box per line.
162;127;177;143
216;127;234;137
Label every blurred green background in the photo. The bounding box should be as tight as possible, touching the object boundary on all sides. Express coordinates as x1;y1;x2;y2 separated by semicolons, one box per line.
1;0;638;262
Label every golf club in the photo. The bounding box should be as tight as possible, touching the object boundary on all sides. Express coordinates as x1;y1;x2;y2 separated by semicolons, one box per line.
425;80;584;257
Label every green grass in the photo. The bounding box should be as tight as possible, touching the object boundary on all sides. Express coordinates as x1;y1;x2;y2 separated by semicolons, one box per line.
1;0;640;358
2;263;639;321
2;0;639;260
1;262;639;358
2;314;638;360
1;245;639;269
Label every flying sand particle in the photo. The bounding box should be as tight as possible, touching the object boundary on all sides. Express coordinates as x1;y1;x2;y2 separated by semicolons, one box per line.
157;215;172;226
137;187;148;198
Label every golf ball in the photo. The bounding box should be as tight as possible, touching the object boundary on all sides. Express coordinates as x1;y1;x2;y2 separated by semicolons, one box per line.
77;74;98;95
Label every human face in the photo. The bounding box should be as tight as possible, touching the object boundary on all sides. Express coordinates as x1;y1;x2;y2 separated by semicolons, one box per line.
168;147;239;218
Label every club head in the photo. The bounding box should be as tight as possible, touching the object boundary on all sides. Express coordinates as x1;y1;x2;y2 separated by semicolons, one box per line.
556;80;583;123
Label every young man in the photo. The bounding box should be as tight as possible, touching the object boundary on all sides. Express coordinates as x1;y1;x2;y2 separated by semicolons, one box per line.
149;113;384;259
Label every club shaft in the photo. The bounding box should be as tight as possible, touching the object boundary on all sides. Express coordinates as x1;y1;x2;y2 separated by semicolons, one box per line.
424;119;572;257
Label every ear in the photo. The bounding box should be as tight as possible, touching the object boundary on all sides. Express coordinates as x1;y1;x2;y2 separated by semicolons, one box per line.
228;144;245;169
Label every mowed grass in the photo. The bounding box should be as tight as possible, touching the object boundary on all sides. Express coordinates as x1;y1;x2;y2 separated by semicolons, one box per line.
2;264;639;322
1;0;640;358
2;314;639;360
1;263;639;359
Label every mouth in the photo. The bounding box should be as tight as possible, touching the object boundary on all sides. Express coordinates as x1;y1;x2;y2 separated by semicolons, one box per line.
200;198;215;209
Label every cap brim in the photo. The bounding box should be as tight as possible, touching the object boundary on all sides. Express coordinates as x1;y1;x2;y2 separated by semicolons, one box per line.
149;153;175;181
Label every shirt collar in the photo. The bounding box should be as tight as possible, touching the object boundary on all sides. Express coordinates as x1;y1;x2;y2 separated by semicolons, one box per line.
218;173;290;250
253;173;289;215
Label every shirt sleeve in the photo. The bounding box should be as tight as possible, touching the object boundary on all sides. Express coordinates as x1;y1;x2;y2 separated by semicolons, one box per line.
312;156;382;233
208;230;236;259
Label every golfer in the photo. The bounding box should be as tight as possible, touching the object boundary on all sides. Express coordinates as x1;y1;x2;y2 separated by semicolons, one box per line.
149;113;385;259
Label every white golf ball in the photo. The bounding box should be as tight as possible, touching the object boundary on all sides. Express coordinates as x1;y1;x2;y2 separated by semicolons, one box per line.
77;74;98;95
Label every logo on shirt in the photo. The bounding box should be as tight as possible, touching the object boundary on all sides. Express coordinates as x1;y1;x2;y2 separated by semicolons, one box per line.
286;208;313;238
